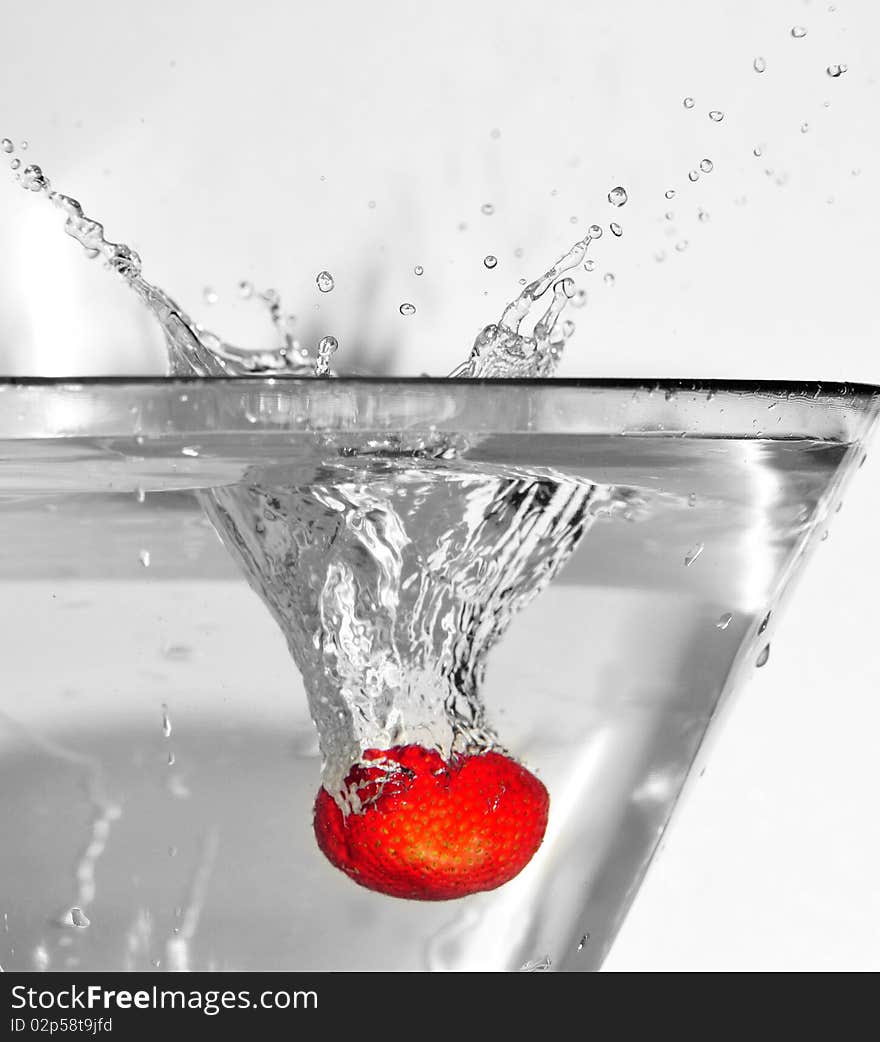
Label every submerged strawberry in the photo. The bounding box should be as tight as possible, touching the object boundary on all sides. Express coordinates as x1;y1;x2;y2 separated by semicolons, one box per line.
313;744;549;900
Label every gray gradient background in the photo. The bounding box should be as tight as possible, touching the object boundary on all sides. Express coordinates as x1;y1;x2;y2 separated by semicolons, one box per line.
1;0;878;969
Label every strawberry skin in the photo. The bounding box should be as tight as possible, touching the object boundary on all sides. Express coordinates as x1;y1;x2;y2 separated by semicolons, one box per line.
313;744;549;900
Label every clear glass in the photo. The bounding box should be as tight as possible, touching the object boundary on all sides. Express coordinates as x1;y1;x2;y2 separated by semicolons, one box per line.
0;377;877;972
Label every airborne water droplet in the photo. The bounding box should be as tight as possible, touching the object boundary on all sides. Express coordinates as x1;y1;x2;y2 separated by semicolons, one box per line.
583;259;595;272
676;240;689;252
687;492;697;507
801;122;810;134
684;542;704;567
607;186;628;207
603;272;615;286
688;170;700;182
481;203;495;216
181;445;199;457
66;907;90;929
315;270;335;293
610;222;623;237
826;64;848;78
238;280;254;299
414;265;424;276
700;158;714;173
753;146;763;157
791;26;807;39
708;110;724;123
162;707;173;738
399;302;416;316
138;549;150;568
683;97;695;109
571;289;588;308
1;138;13;153
202;287;217;305
665;189;676;200
716;612;733;630
483;255;498;269
754;56;766;73
756;644;771;668
697;208;710;223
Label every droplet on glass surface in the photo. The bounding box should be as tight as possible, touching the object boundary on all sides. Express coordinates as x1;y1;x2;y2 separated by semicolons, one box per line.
607;186;628;207
64;907;90;929
687;492;697;507
483;255;498;269
753;146;763;157
399;302;416;316
238;280;254;299
315;270;335;293
756;644;771;668
759;611;771;635
9;158;20;171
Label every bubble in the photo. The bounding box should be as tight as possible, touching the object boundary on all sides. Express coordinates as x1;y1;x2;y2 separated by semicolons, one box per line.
315;271;335;293
610;222;623;237
414;265;424;276
399;302;416;316
481;203;495;216
716;612;733;631
753;56;766;73
790;26;807;39
688;170;700;183
138;550;151;568
683;97;695;109
697;208;710;223
583;259;595;272
202;287;217;305
483;255;498;269
0;138;12;153
699;158;714;173
684;543;704;567
800;122;810;133
588;224;603;239
603;272;615;286
676;240;689;252
708;110;724;123
756;644;771;668
571;289;588;308
607;186;628;207
665;189;676;200
826;63;848;78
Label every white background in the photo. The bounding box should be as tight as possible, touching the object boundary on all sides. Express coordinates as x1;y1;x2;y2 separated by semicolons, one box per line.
1;0;879;969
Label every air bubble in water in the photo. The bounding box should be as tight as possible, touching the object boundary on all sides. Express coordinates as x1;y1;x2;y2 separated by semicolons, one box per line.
665;189;676;200
610;222;623;237
826;64;847;78
571;289;587;308
753;57;766;73
162;707;173;738
399;302;416;316
138;550;151;568
683;97;695;109
316;270;335;293
414;265;424;276
481;203;495;216
603;272;615;286
700;158;714;173
688;170;700;182
202;287;217;305
716;612;733;630
791;26;807;39
588;224;603;239
756;644;771;668
483;255;498;269
684;543;704;567
315;335;338;376
607;186;628;207
1;138;12;153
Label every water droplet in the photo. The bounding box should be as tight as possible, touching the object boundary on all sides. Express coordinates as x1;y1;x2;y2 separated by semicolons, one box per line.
65;907;90;929
588;224;603;240
399;302;416;316
852;168;861;177
683;97;695;109
20;141;28;150
676;240;689;252
21;164;48;192
9;158;20;171
1;138;12;153
665;211;675;221
716;612;733;630
753;56;767;73
826;63;848;78
603;272;615;286
571;289;588;308
583;259;596;272
753;146;763;157
316;270;335;293
167;751;176;766
687;492;697;507
315;334;338;376
490;128;501;139
367;199;377;209
697;208;710;223
481;203;495;216
688;169;700;182
654;250;667;263
608;186;628;207
756;644;771;668
561;319;576;338
202;287;217;305
577;934;590;951
162;707;173;738
665;189;676;200
758;611;771;635
414;265;424;276
138;549;151;568
569;215;579;224
483;255;498;269
791;26;807;39
800;122;810;133
238;280;254;299
708;111;724;123
181;445;199;457
700;158;714;173
514;247;524;258
610;222;623;237
684;543;704;567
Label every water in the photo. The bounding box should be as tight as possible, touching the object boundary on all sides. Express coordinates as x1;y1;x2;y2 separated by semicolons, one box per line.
0;392;867;969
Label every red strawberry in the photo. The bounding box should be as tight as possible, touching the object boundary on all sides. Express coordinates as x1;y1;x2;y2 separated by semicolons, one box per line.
313;744;549;900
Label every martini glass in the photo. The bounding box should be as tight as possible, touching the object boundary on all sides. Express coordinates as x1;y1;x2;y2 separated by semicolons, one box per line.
0;376;876;972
